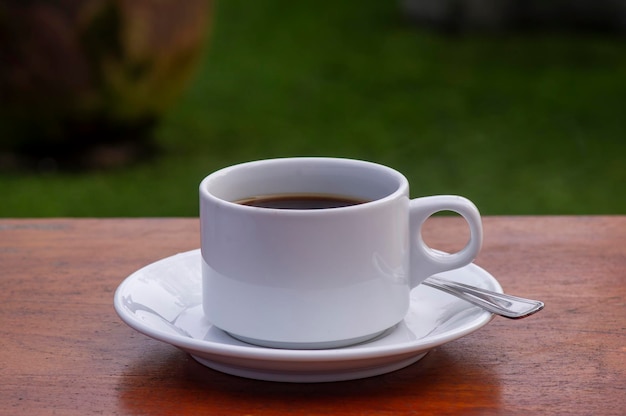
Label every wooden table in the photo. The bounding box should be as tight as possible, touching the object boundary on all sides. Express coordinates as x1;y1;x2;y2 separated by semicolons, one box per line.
1;217;624;415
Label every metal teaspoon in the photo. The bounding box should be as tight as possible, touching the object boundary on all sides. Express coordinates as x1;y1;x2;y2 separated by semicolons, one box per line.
422;275;544;319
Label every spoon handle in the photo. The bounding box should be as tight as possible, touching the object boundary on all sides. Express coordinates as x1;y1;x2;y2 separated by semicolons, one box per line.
422;276;544;319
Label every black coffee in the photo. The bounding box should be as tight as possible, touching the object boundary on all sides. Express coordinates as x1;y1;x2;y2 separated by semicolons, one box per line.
236;194;369;210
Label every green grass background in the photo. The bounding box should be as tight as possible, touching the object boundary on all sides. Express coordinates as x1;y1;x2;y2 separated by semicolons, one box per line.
1;0;625;216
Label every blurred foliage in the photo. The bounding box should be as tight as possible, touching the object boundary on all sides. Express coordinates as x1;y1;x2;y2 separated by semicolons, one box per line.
0;0;210;163
1;0;625;216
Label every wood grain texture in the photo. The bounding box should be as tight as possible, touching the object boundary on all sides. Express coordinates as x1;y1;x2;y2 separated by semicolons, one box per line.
0;217;624;415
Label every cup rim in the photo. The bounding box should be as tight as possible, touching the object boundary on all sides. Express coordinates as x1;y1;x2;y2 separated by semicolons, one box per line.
199;157;409;214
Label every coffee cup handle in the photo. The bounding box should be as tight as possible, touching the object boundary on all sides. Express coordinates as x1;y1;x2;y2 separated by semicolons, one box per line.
409;195;483;287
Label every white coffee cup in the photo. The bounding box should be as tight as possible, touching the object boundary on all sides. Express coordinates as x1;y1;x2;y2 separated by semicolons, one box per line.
199;157;482;349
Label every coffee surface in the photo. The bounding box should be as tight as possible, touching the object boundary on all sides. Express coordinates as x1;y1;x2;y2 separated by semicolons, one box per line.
236;194;369;209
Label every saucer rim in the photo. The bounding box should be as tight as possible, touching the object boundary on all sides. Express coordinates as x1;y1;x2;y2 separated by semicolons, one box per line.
114;249;500;363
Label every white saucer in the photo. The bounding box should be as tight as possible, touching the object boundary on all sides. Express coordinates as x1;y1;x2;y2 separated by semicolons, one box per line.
114;249;501;383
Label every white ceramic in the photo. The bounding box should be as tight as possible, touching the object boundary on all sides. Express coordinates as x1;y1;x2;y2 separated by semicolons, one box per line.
199;158;483;348
113;250;500;383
